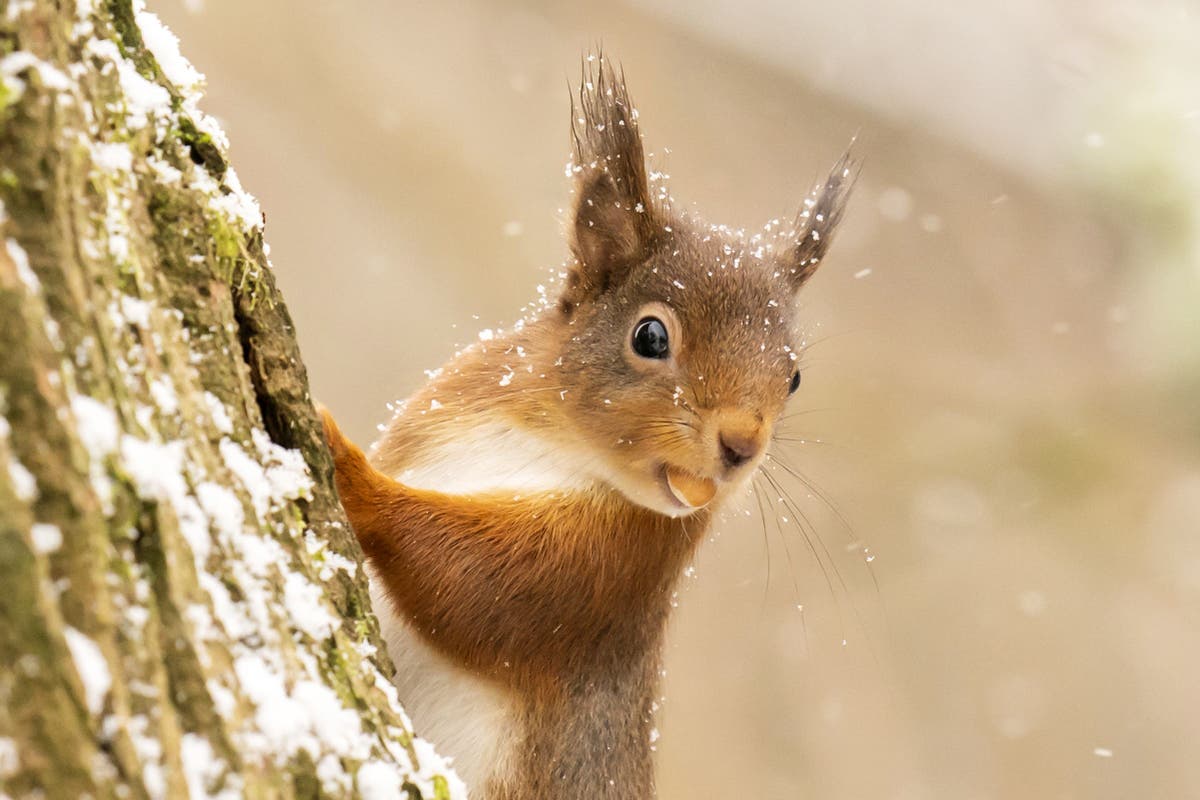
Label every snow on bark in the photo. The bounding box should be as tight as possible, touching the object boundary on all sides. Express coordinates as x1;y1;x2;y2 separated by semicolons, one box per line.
0;1;464;798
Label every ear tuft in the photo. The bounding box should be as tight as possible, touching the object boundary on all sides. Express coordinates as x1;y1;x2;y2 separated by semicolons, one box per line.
787;145;859;290
563;52;658;312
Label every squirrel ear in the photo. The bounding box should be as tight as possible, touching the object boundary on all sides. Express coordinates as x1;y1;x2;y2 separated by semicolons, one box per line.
562;54;657;315
785;148;858;291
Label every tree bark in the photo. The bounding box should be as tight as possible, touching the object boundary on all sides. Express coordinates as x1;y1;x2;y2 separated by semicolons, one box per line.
0;1;462;797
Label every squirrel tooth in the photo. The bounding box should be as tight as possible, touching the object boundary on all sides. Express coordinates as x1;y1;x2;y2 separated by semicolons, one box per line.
665;467;716;508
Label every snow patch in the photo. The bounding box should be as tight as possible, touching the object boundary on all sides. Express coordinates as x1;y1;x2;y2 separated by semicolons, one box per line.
5;238;39;292
219;432;312;519
180;733;239;800
282;571;336;640
233;654;370;763
356;761;404;800
5;0;36;24
304;530;357;581
7;457;37;502
91;142;133;174
196;482;244;539
0;736;17;779
117;63;171;131
70;394;120;459
119;436;187;502
203;392;234;434
82;38;170;133
115;60;171;131
124;713;166;799
118;433;214;563
410;737;468;798
119;295;153;328
219;438;272;519
147;154;183;186
149;375;179;416
135;8;204;91
0;51;70;92
208;167;263;230
251;429;312;501
31;523;62;554
207;679;236;719
63;627;111;715
316;753;352;794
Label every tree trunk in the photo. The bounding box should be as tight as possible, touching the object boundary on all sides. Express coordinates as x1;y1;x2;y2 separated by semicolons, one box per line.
0;2;462;797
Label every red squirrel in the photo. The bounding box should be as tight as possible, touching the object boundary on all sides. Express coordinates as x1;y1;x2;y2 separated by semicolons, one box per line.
321;55;855;799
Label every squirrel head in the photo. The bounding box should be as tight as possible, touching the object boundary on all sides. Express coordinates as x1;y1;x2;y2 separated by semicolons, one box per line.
543;55;856;518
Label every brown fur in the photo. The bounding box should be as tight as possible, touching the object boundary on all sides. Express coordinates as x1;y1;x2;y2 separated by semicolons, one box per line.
323;53;855;799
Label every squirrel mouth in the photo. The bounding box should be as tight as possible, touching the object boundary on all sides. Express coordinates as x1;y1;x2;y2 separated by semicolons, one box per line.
661;465;717;509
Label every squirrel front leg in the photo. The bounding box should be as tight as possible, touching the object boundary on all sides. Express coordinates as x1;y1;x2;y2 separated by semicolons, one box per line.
320;408;583;683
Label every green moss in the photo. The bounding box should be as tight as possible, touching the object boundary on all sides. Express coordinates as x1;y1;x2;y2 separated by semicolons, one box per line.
0;167;18;192
178;116;226;178
344;588;366;623
211;216;241;262
105;0;144;62
0;79;17;117
212;227;262;306
322;635;361;708
147;175;269;312
290;751;321;800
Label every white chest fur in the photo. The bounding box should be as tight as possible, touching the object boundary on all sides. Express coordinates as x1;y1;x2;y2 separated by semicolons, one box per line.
367;422;595;793
389;420;596;496
368;568;512;793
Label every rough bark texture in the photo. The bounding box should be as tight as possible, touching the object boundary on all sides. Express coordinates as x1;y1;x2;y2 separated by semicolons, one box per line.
0;1;463;797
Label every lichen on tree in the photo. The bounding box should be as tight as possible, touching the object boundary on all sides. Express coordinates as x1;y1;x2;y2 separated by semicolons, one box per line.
0;1;463;797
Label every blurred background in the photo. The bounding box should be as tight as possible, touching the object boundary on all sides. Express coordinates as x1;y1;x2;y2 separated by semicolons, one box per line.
155;1;1200;797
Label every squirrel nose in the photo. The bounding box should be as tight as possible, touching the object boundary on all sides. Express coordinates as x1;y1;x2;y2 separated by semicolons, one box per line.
719;431;760;470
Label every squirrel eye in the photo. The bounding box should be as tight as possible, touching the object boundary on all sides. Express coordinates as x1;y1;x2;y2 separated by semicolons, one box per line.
788;370;801;395
632;317;670;359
